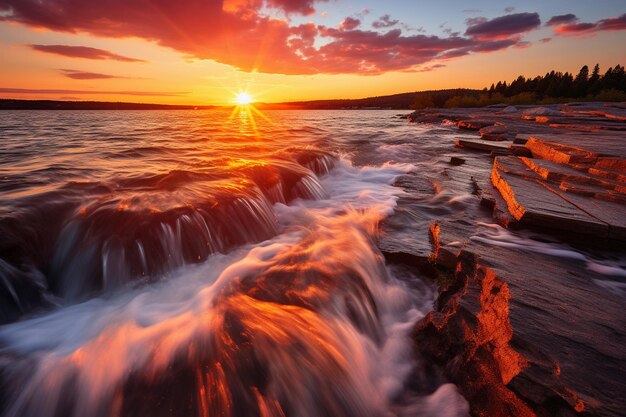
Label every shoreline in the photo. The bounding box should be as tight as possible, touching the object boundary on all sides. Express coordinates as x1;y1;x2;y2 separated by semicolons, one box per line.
387;102;625;417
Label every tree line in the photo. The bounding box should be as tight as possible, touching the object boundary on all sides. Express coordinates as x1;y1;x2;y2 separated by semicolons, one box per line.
413;64;626;109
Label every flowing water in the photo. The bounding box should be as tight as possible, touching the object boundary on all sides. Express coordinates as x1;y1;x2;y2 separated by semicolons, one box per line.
0;109;470;417
1;109;623;417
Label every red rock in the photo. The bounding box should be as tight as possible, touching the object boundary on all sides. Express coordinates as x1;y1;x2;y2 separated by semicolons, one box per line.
525;137;597;165
458;120;495;130
594;157;626;174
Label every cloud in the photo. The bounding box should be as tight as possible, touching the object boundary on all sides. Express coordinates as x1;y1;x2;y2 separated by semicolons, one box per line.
546;14;578;26
29;44;146;62
372;15;399;29
339;17;360;31
465;17;487;26
265;0;325;15
60;69;129;79
2;1;537;75
0;88;186;96
465;12;541;40
415;63;446;72
553;13;626;35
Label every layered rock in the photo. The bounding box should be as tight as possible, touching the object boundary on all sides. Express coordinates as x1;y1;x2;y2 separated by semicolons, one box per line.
401;102;626;417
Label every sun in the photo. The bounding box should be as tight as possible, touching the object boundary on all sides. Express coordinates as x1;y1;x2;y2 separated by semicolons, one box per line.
235;92;253;105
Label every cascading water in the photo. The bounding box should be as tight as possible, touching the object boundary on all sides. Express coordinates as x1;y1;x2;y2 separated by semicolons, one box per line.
0;110;471;417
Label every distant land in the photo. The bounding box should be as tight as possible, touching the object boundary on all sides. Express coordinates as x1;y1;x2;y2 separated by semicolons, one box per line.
0;89;478;111
1;64;624;110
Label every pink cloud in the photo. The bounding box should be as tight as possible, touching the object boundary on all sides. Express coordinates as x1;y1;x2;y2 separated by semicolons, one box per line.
1;1;537;75
553;13;626;35
339;17;360;31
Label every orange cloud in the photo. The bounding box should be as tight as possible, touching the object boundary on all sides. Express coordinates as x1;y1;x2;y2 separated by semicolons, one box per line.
1;1;538;75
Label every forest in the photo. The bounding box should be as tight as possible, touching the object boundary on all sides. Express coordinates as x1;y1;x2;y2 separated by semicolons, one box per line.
414;64;626;109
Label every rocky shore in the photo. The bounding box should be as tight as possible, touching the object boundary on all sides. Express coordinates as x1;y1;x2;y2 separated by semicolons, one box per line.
384;102;625;417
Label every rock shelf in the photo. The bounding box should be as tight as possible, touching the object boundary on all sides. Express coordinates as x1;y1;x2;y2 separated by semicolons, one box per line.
395;102;626;417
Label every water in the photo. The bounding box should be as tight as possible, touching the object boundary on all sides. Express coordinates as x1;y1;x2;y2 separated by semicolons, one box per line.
0;109;471;417
1;109;623;416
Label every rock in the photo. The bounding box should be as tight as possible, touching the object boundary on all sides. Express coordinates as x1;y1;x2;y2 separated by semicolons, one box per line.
456;138;513;153
522;107;561;117
458;119;495;130
513;135;529;145
525;137;597;165
552;189;626;241
491;157;609;237
594;157;626;174
450;156;466;166
587;166;626;183
415;237;626;417
500;106;518;114
510;145;532;158
479;125;513;141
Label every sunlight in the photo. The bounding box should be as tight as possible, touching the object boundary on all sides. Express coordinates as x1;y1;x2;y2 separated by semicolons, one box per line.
235;92;253;105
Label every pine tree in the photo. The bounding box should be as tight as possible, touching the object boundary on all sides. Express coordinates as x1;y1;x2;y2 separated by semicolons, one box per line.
573;65;589;97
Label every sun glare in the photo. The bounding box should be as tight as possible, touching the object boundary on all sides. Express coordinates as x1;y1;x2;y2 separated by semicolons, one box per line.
235;92;253;105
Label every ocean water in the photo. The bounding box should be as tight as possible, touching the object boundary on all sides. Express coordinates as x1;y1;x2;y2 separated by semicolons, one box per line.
0;109;623;417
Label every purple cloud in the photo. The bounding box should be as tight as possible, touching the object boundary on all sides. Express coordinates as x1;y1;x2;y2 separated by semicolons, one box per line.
339;17;360;31
465;12;541;40
546;14;578;26
554;13;626;35
372;15;399;29
60;69;131;80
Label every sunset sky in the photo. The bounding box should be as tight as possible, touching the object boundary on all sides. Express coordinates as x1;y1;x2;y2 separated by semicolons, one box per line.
0;0;624;105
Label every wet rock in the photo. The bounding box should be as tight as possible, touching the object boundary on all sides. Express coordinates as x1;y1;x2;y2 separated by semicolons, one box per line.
415;241;626;417
525;137;597;165
594;157;626;174
456;138;513;153
491;157;609;237
458;120;495;131
513;135;529;145
479;125;515;141
510;146;532;158
500;106;518;114
450;156;466;166
522;107;561;117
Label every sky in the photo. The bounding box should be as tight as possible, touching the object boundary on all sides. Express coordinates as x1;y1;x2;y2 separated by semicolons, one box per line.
0;0;624;105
